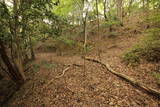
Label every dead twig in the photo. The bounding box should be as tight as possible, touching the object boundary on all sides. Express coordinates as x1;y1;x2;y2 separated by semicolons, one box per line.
84;57;160;98
42;65;71;89
55;65;72;79
55;63;82;79
42;63;82;89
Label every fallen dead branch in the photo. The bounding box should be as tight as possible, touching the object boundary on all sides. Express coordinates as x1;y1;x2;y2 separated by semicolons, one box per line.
42;63;82;89
84;57;160;98
55;63;83;78
55;65;72;79
55;63;83;79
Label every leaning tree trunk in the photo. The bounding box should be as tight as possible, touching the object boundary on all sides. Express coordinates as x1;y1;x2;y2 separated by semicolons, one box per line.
13;0;26;81
0;41;26;85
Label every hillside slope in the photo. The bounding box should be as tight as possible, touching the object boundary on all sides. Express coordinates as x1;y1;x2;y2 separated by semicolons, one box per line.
3;12;160;107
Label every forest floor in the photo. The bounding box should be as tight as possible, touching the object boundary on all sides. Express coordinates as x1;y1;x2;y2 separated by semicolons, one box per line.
3;13;160;107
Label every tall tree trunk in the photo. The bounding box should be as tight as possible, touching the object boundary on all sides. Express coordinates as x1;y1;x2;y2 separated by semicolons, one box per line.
83;11;88;48
0;41;26;85
96;0;102;61
29;35;35;60
96;0;100;30
82;0;88;48
117;0;123;22
103;0;107;20
72;11;75;25
13;0;26;82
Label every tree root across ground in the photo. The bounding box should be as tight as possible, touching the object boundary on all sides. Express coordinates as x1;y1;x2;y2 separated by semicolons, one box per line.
83;57;160;99
5;53;160;106
43;56;160;98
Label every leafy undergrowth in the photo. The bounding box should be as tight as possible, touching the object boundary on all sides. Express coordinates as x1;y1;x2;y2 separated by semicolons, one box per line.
32;60;57;72
122;11;160;66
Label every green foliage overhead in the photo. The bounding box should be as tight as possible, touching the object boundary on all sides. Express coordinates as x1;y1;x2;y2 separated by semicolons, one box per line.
53;0;75;16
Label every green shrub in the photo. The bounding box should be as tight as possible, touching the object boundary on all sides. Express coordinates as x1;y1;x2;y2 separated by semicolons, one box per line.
122;11;160;65
122;50;140;65
32;64;41;72
32;60;57;72
40;60;57;69
56;36;76;47
122;30;160;65
104;20;122;27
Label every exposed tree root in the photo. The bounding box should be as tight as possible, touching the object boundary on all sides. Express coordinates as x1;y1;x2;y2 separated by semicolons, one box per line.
84;57;160;99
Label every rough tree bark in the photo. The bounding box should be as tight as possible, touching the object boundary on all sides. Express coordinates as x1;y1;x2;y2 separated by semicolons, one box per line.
0;41;26;85
13;0;26;83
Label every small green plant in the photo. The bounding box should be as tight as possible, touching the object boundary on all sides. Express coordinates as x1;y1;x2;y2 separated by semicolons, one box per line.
122;51;140;65
103;20;123;32
32;64;41;72
108;32;119;38
40;60;57;70
32;60;57;72
57;36;76;47
104;20;121;27
153;72;160;85
83;45;94;53
153;73;160;80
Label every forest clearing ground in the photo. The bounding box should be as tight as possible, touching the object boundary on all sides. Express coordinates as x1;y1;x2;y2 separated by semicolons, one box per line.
5;14;160;106
5;33;160;107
